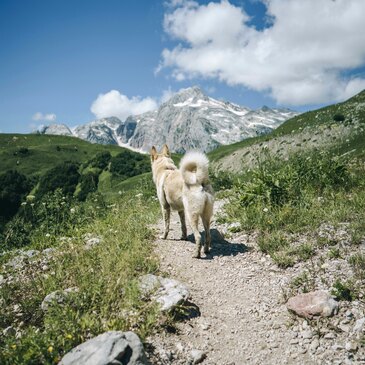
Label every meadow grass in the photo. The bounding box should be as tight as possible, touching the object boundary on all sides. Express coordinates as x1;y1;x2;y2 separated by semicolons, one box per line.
220;150;365;268
0;188;160;364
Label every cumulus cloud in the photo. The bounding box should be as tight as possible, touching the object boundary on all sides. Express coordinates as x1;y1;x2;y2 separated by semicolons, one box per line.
90;90;158;121
32;112;57;122
159;0;365;105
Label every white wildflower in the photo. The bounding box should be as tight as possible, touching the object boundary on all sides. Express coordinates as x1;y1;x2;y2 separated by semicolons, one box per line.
263;207;269;213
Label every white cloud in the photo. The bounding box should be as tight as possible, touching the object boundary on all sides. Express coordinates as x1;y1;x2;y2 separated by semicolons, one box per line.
160;0;365;105
90;90;158;121
32;112;57;122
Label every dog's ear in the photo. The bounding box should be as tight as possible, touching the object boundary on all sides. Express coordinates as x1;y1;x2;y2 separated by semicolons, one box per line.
162;144;170;157
150;146;157;161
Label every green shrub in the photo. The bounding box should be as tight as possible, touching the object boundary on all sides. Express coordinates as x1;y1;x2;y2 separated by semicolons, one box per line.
37;162;80;197
333;113;345;122
110;151;150;179
0;170;31;220
1;189;106;250
331;280;355;301
210;170;234;191
89;151;111;170
77;172;99;201
349;254;365;280
18;147;29;155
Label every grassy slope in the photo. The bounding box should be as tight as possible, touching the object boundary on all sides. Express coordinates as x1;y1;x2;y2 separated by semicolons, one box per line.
209;90;365;162
0;134;128;178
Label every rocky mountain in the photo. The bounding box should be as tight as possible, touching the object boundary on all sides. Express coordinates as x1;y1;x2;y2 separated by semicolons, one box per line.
40;87;298;153
39;124;73;136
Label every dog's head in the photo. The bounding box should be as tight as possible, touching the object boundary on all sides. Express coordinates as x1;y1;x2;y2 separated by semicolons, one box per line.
150;144;170;163
150;145;176;182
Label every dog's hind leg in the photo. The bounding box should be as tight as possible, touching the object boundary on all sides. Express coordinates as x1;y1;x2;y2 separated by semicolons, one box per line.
178;210;187;240
188;212;202;258
202;202;213;254
161;206;171;239
202;214;212;254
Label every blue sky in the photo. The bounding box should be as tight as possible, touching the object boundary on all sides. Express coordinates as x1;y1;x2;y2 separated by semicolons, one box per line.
1;0;365;133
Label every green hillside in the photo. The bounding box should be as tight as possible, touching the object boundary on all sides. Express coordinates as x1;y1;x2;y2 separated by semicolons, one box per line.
209;90;365;163
0;134;126;178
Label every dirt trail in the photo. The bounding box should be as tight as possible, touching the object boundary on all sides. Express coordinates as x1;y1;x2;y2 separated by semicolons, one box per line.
146;201;313;365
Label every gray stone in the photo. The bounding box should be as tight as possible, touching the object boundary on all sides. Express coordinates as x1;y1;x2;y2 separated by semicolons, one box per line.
85;237;101;250
338;324;351;333
353;317;365;333
139;274;161;297
190;349;207;364
41;287;79;312
310;339;320;353
3;326;16;337
324;332;336;339
302;330;313;339
22;249;39;258
139;274;190;311
43;248;55;256
286;290;339;319
59;331;148;365
345;340;358;352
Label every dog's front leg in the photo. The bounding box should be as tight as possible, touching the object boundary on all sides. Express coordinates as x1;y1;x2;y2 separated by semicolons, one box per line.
161;206;171;239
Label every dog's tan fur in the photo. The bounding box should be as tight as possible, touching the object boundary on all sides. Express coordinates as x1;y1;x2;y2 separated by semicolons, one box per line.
150;144;214;258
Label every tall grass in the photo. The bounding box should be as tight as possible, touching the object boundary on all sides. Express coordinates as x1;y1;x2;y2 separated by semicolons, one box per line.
0;190;160;364
221;150;365;267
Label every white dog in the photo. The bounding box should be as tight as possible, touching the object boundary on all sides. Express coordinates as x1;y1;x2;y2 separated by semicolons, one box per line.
150;144;214;258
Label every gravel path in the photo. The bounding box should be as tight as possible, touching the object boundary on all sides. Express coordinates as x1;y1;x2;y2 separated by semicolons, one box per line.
146;201;314;365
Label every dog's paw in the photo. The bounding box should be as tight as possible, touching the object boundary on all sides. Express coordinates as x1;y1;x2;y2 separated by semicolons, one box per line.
159;234;168;240
180;235;188;240
192;252;201;259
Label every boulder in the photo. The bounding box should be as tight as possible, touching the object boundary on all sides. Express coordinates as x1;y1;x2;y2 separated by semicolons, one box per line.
58;331;148;365
139;274;190;311
286;290;339;319
41;287;79;312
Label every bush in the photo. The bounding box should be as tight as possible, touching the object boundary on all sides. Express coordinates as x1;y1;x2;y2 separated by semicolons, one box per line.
77;172;99;201
331;280;355;301
89;151;111;170
210;170;234;191
0;170;31;220
18;147;29;155
333;113;345;122
37;162;80;197
110;151;150;179
1;189;107;250
234;151;351;208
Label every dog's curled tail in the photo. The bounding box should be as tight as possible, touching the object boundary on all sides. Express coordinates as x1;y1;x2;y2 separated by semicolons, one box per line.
180;151;210;186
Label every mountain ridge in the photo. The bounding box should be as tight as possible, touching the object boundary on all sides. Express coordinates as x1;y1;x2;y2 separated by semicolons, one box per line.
39;87;298;153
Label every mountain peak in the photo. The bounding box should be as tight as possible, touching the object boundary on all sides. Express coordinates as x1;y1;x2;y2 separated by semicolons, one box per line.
39;124;73;136
168;86;207;105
